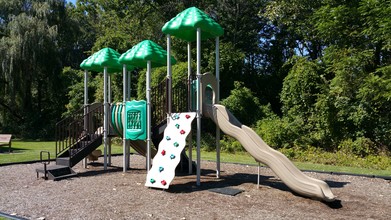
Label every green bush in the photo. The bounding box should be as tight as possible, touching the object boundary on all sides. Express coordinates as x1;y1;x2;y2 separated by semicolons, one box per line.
338;137;376;157
219;135;245;153
221;81;272;126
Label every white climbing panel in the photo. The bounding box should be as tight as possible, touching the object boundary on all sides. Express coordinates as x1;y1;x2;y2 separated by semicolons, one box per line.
145;112;196;189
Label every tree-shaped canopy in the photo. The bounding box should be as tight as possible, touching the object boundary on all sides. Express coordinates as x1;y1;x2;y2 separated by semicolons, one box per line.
80;48;133;73
162;7;224;42
119;40;176;68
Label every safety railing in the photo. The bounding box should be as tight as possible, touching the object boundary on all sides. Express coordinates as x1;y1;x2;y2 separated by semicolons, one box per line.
55;103;104;158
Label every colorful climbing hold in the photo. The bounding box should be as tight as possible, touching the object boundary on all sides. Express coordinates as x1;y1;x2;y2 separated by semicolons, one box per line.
166;136;171;140
150;178;156;184
173;142;179;147
175;124;180;129
161;180;167;186
172;113;180;120
161;150;166;156
180;130;186;135
185;114;191;119
170;154;176;159
159;167;164;172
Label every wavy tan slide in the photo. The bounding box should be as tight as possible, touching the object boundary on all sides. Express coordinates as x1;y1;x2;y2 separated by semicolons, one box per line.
203;103;335;202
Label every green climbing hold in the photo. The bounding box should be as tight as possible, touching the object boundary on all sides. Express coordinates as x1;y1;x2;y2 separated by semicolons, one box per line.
174;142;179;147
150;178;156;184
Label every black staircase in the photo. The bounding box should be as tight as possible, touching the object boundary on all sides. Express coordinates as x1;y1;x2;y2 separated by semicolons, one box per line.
37;103;104;180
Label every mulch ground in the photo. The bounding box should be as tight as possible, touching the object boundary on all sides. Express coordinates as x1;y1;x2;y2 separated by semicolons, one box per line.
0;154;390;219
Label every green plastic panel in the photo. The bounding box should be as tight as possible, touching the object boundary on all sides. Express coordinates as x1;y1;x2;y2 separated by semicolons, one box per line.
162;7;224;42
110;103;123;137
125;100;147;140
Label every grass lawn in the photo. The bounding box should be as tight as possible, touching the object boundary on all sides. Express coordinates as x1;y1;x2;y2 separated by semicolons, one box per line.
0;140;124;164
1;141;390;177
195;150;391;177
0;140;56;164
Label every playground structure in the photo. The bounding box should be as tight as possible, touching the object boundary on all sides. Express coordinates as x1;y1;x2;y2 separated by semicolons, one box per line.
37;7;335;202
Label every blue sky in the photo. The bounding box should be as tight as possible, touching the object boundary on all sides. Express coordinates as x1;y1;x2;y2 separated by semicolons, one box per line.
67;0;77;5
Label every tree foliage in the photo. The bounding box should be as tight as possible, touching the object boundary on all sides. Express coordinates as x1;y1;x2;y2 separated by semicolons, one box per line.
0;0;390;157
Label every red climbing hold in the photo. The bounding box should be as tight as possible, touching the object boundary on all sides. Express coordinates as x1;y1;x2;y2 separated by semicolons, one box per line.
161;180;167;186
180;130;186;135
161;150;166;156
185;114;191;119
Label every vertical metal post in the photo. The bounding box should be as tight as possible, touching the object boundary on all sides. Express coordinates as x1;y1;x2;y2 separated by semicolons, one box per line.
215;37;221;178
196;28;202;186
123;64;128;172
108;73;112;166
167;34;172;122
257;162;260;189
103;67;108;170
127;70;131;168
188;42;193;175
83;70;88;169
146;60;152;171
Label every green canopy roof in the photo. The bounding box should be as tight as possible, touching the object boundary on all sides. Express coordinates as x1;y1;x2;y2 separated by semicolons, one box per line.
80;48;133;73
119;40;176;68
162;7;224;42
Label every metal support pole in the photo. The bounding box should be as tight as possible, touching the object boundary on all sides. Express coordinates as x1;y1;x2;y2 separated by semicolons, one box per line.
123;64;128;172
167;34;172;123
146;60;152;171
215;37;220;178
257;162;260;189
108;74;112;166
103;67;108;171
126;70;131;169
196;28;202;186
83;70;89;169
188;42;193;175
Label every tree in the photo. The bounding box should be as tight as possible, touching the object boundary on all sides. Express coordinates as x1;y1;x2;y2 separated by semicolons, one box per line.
0;0;67;138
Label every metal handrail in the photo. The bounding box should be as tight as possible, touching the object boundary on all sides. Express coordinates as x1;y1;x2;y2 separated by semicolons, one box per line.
55;103;104;158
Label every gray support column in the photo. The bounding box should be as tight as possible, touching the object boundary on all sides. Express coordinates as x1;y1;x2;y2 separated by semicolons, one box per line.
188;42;193;175
167;34;172;122
215;37;221;178
196;28;202;186
146;60;152;171
108;74;112;166
123;64;129;172
103;67;108;170
127;70;131;168
83;70;89;169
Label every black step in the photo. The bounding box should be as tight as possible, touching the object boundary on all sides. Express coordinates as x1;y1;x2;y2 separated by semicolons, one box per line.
36;165;77;181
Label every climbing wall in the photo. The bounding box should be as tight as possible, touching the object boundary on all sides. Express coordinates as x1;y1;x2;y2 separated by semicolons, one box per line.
145;112;196;189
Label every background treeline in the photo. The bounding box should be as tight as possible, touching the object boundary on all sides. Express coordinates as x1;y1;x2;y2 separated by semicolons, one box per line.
0;0;390;159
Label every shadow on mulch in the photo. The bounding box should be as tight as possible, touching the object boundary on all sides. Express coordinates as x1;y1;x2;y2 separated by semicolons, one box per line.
76;162;146;177
74;163;347;209
167;168;347;209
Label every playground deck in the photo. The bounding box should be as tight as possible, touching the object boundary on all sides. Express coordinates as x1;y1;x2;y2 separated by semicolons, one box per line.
1;155;389;219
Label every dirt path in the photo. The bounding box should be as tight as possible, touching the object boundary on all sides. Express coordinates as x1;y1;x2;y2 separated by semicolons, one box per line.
0;154;390;219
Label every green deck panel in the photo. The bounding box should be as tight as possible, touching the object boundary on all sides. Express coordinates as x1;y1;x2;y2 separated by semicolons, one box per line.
119;40;176;68
162;7;224;42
